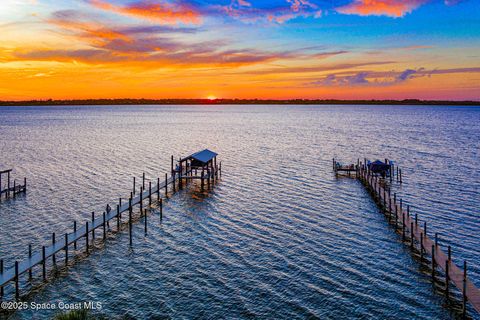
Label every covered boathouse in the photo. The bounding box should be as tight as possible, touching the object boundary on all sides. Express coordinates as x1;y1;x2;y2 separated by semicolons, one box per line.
173;149;220;190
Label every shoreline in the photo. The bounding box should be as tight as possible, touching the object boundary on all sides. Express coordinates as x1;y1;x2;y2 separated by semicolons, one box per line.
0;99;479;106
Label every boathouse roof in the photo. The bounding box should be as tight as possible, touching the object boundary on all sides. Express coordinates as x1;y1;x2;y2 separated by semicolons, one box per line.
182;149;218;164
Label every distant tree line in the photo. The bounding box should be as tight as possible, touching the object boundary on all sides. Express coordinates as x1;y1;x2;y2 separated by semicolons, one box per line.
0;98;478;106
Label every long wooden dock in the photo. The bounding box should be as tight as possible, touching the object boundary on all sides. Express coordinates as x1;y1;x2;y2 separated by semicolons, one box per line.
0;152;221;301
356;163;480;316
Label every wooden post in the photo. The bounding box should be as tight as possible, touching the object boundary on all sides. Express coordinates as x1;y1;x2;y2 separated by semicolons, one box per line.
140;187;143;213
165;173;168;197
214;157;218;179
42;246;46;280
219;162;222;178
86;222;89;254
394;193;396;204
91;212;95;240
445;260;450;298
142;172;145;190
28;244;32;279
129;198;133;246
399;169;402;183
74;221;77;250
171;155;174;175
52;232;56;266
332;158;335;170
15;261;19;300
133;177;136;195
117;204;120;230
64;233;69;265
157;177;160;201
415;213;418;225
400;198;402;210
463;261;467;318
7;171;10;198
160;198;163;220
396;166;399;182
201;169;205;191
103;212;106;240
402;214;406;241
407;205;410;217
431;244;435;280
448;246;451;261
24;177;27;193
149;181;152;206
435;233;438;246
424;221;427;236
13;180;16;198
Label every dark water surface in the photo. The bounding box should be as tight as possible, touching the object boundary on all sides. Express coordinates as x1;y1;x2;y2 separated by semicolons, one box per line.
0;105;479;319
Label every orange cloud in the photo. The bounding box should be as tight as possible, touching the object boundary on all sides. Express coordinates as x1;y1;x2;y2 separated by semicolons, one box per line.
337;0;428;17
89;0;202;24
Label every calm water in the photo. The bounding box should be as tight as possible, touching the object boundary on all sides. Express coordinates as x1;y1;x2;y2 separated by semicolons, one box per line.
0;105;479;319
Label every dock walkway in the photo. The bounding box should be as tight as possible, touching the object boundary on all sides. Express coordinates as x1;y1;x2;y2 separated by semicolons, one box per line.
358;165;480;315
0;156;221;300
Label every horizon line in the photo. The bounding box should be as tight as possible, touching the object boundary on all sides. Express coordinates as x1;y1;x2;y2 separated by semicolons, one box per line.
0;98;479;106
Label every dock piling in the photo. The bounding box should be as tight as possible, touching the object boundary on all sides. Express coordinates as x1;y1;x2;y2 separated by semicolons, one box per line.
15;261;19;300
129;198;133;246
165;173;168;197
91;212;95;240
103;212;106;240
73;221;77;250
117;205;120;230
65;233;69;265
149;181;152;206
52;233;56;266
160;198;163;220
85;222;89;253
42;246;46;280
140;187;143;213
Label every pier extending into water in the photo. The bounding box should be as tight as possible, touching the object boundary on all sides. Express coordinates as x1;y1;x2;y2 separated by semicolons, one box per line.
0;169;26;200
0;150;221;302
334;158;480;317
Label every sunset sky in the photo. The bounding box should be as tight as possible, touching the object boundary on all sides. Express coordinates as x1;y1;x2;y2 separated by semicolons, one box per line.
1;0;479;100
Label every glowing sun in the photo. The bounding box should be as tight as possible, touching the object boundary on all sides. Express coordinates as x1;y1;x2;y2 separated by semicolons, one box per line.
207;95;217;100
